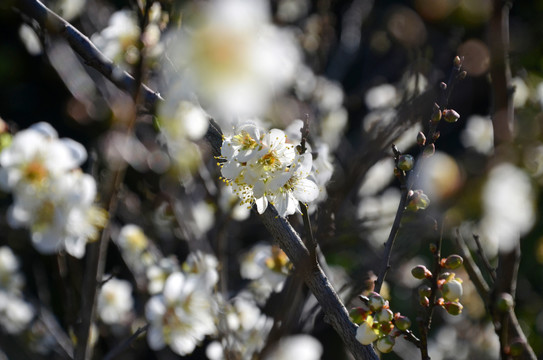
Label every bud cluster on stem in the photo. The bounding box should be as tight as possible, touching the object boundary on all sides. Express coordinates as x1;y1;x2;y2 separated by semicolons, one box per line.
350;292;412;354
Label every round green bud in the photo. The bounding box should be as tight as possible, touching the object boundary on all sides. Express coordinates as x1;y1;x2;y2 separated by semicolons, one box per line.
495;293;514;313
376;335;395;353
375;308;394;323
368;292;386;312
418;286;432;298
444;255;463;269
411;265;432;280
442;109;460;123
397;155;414;171
444;301;463;315
350;307;370;324
395;315;411;331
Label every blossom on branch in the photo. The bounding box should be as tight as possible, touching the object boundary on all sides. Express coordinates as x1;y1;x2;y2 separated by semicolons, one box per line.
220;122;318;217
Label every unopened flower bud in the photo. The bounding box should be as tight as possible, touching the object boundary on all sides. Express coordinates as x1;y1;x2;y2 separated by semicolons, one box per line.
411;265;432;280
443;255;463;269
375;308;394;323
423;143;435;158
442;279;463;301
406;190;430;211
440;82;447;90
495;293;514;313
442;109;460;123
395;315;411;331
418;286;432;298
397;155;414;171
356;320;379;345
459;70;467;80
420;296;430;307
431;107;442;123
432;131;440;142
368;292;385;312
350;306;370;324
376;335;395;353
444;301;463;315
417;132;426;146
453;55;462;68
380;321;394;335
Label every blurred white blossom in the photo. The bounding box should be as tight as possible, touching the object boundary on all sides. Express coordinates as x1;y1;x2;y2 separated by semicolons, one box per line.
145;272;216;356
480;164;535;252
0;291;34;334
0;123;106;258
461;115;494;155
263;334;323;360
97;277;134;325
162;0;300;123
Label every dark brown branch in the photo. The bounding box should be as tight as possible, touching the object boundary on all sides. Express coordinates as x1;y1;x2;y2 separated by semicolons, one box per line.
260;206;378;360
13;0;163;111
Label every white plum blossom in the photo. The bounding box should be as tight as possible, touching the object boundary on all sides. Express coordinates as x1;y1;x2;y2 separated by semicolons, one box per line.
97;277;134;325
0;247;24;294
162;0;300;122
240;244;289;303
8;171;106;258
480;163;535;252
146;257;180;295
217;296;274;358
263;334;323;360
220;123;318;217
182;251;219;290
145;272;216;356
0;291;34;334
460;115;494;155
0;123;106;258
0;122;86;194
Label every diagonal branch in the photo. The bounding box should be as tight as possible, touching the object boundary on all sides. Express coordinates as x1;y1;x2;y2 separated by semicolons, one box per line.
13;1;379;359
13;0;163;111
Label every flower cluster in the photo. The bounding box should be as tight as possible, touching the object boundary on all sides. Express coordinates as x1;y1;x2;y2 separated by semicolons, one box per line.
145;270;217;356
351;292;411;353
0;123;106;258
240;244;291;304
0;247;34;335
219;121;319;217
411;254;464;315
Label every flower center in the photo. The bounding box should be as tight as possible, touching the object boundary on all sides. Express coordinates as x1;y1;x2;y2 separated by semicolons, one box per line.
23;160;48;185
233;131;258;151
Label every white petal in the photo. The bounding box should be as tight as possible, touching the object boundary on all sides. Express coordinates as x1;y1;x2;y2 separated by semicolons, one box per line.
293;178;319;203
64;235;87;258
147;325;166;350
255;196;268;214
169;330;197;355
163;272;185;303
29;122;58;139
60;138;88;165
145;296;166;322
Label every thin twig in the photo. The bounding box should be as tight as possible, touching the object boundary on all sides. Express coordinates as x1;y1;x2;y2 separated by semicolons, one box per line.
472;234;497;283
103;325;149;360
455;230;490;301
373;186;408;294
